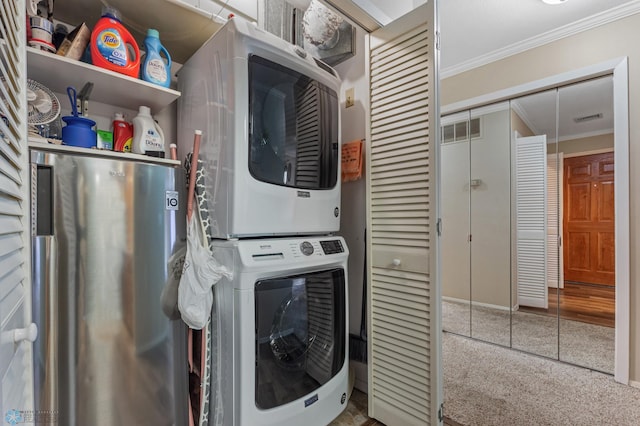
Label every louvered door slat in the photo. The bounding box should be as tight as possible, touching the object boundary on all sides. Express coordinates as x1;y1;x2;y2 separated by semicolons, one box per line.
372;155;426;170
0;0;33;419
372;179;428;192
374;310;429;331
372;168;429;182
372;234;429;246
371;75;428;103
372;136;429;154
371;45;429;84
373;150;429;165
516;135;548;308
373;61;430;92
372;91;429;117
373;202;429;212
370;26;429;72
547;154;563;288
372;150;429;167
367;4;438;426
374;341;430;371
373;102;430;126
371;70;429;100
372;172;428;186
373;373;429;411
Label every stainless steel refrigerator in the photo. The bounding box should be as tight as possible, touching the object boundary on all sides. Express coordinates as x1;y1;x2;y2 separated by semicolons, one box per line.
30;147;188;426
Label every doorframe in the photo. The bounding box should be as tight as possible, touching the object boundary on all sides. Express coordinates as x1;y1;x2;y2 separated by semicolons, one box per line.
442;57;630;384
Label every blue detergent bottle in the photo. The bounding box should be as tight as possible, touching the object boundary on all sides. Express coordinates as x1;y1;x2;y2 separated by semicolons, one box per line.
140;29;172;88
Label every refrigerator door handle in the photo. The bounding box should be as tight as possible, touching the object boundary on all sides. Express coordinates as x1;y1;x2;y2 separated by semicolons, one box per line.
32;235;59;415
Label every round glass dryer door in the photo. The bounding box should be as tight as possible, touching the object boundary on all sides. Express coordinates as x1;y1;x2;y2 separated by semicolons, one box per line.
254;268;346;409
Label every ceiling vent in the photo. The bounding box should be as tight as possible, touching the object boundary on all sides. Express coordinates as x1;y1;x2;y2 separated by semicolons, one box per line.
573;113;603;123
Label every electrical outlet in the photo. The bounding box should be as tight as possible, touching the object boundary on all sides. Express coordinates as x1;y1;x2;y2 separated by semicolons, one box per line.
345;88;354;108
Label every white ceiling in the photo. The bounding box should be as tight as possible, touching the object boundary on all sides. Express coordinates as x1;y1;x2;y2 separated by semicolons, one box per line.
512;76;614;142
439;0;640;75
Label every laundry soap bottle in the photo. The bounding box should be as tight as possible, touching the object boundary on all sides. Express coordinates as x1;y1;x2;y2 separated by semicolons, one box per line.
112;113;133;152
90;7;140;78
132;106;165;157
140;29;172;88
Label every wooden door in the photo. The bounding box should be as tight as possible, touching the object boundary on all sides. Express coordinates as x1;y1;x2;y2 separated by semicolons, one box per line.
563;152;615;286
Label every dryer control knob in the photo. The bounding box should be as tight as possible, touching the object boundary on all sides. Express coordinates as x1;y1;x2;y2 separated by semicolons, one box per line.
300;241;314;256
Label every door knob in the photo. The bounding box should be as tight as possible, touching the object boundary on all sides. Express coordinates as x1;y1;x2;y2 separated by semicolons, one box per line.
12;323;38;343
392;258;402;267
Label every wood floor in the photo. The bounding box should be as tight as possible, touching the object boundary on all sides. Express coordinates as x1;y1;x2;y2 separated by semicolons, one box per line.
520;282;615;327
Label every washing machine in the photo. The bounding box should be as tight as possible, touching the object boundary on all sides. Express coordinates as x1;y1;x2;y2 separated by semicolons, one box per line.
208;236;349;426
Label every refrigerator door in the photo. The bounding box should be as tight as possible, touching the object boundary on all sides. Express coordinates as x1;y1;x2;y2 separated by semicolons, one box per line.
31;149;187;426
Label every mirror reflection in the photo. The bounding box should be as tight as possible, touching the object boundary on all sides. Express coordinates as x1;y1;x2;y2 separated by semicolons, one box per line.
441;110;471;337
557;77;615;373
441;76;615;374
510;88;559;359
469;104;511;347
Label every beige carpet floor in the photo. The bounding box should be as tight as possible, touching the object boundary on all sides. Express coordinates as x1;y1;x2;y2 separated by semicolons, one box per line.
443;300;615;373
443;332;640;425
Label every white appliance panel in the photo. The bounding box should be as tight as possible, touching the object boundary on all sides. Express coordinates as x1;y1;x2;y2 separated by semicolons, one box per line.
209;236;349;426
178;18;342;239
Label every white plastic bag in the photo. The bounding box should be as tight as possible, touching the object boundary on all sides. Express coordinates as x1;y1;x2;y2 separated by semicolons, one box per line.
178;208;232;329
160;244;186;320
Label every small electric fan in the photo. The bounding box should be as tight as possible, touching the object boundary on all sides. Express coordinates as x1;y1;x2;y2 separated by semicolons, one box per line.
24;79;61;142
27;78;60;129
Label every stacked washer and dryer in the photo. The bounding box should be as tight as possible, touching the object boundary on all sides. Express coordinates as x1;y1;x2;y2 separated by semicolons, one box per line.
177;16;349;426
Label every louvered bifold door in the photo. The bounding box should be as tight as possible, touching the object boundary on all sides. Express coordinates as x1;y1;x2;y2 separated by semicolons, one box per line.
515;135;548;308
547;153;563;289
366;3;441;425
0;0;34;419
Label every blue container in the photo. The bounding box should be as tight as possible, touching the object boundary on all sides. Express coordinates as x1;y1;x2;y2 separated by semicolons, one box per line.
140;29;171;88
62;116;97;148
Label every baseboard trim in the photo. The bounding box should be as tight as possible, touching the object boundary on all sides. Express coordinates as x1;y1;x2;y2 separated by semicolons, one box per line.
629;380;640;389
443;296;511;312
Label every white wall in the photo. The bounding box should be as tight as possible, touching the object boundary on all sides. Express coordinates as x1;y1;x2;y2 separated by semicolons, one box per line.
333;21;369;393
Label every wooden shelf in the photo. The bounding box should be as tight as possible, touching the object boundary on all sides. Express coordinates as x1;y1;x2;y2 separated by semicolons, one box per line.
26;47;180;112
28;140;181;166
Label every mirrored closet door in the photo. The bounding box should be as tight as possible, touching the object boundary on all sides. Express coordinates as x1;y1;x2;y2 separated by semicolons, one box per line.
441;103;511;347
441;76;615;374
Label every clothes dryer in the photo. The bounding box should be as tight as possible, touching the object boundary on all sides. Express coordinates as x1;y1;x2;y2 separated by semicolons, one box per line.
178;16;342;239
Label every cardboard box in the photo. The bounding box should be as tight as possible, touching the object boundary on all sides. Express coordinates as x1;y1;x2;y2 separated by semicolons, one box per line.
56;23;90;61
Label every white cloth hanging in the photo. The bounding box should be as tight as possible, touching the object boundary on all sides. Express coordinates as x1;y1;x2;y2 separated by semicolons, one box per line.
178;194;233;330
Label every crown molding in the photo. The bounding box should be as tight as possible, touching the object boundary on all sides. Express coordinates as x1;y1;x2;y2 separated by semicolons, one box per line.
510;100;540;135
441;1;640;79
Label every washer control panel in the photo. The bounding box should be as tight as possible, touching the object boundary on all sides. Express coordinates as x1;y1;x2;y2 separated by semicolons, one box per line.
320;239;344;255
242;237;347;261
300;241;314;256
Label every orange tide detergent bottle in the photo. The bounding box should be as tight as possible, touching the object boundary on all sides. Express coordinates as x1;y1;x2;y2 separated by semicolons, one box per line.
90;7;140;78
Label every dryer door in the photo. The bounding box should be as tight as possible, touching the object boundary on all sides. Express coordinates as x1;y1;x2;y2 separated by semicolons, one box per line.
254;268;346;409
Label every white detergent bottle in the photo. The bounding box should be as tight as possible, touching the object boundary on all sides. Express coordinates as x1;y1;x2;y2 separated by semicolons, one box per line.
132;106;165;157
